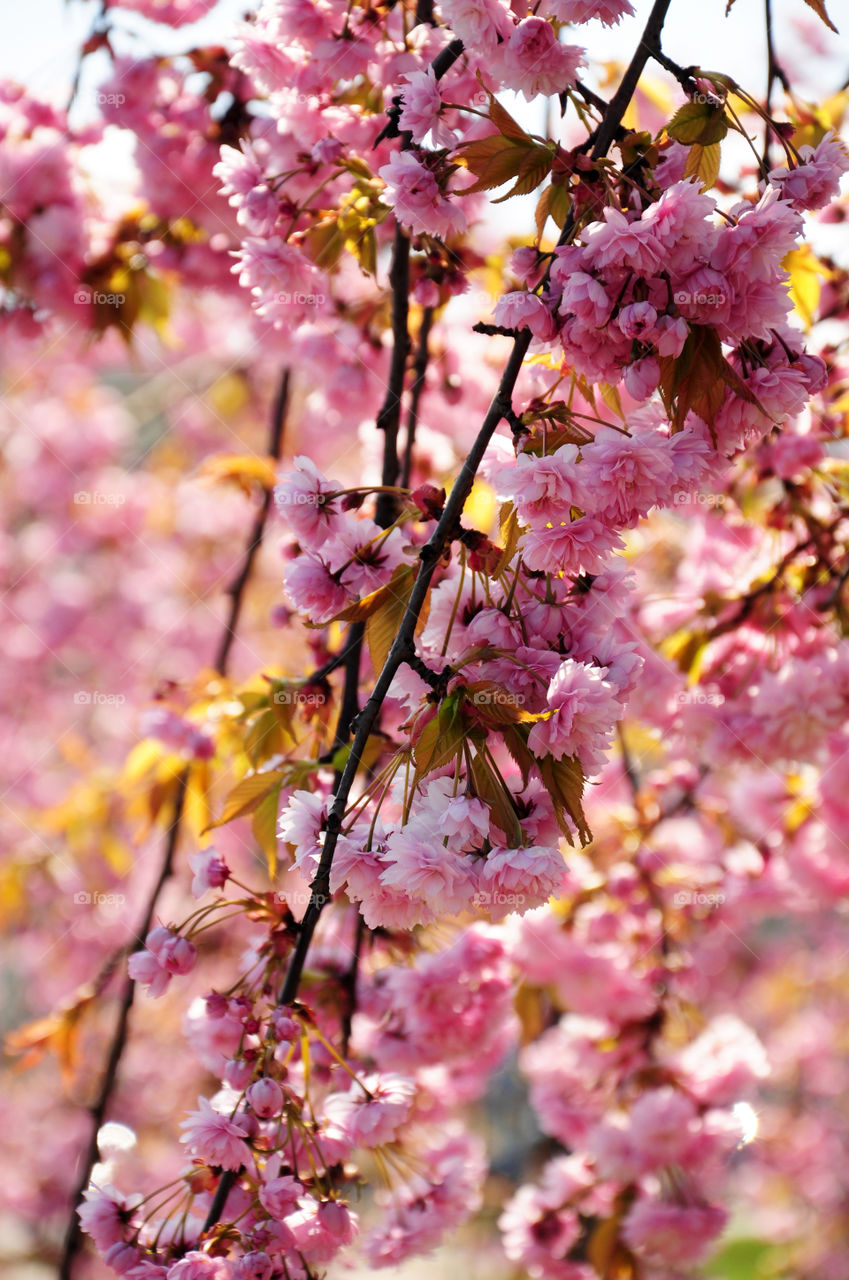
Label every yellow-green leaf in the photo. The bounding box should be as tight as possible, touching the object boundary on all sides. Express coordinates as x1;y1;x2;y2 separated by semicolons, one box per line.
209;770;285;829
537;754;591;846
667;100;728;146
197;453;278;494
683;140;721;190
333;564;416;623
454;135;531;194
365;567;416;674
493;143;556;201
253;788;282;878
784;244;832;330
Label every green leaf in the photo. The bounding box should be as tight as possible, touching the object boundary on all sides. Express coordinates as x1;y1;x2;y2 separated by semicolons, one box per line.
412;696;466;783
683;141;722;189
333;563;417;624
454;134;531;194
365;565;416;675
668;100;729;146
535;184;553;244
549;182;572;229
244;709;284;767
488;96;532;143
598;382;625;420
469;745;523;847
502;723;536;789
493;143;556;201
701;1237;776;1280
659;325;765;438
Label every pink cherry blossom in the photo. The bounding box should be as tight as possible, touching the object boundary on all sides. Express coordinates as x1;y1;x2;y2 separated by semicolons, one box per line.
178;1098;253;1171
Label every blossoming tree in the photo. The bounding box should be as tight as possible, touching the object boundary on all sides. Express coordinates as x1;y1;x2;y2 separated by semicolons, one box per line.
3;0;849;1277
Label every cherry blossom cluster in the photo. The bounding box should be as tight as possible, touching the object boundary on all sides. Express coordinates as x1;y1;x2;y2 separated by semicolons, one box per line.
3;2;849;1280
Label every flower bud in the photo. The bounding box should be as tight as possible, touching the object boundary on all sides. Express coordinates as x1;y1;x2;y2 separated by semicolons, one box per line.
247;1077;284;1118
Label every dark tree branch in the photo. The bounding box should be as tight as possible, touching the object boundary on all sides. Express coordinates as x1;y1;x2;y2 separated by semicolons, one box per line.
401;305;434;490
201;0;682;1243
589;0;677;162
59;774;190;1280
375;225;411;530
275;328;533;1009
59;369;291;1280
274;0;679;1012
214;370;290;674
340;912;367;1057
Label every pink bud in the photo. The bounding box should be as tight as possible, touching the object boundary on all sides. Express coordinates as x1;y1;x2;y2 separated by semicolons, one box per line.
145;925;174;960
224;1058;254;1090
104;1242;140;1274
238;1253;273;1280
272;1011;298;1042
247;1077;284;1118
161;935;197;975
204;991;228;1019
318;1198;356;1243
